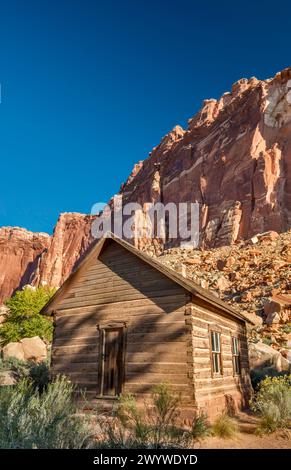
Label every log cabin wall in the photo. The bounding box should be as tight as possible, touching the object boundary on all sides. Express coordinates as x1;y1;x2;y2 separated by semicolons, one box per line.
190;299;252;419
51;241;195;408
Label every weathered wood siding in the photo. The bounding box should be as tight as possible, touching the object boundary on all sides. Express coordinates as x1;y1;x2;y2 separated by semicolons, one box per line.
51;241;193;402
190;298;252;418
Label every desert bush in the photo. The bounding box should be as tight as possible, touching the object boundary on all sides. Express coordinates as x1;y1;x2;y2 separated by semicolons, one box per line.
250;367;289;390
0;357;50;391
97;383;209;448
250;375;291;433
116;393;150;444
211;413;238;439
150;382;181;446
188;412;210;439
0;286;55;345
0;376;93;449
28;361;50;392
0;356;30;379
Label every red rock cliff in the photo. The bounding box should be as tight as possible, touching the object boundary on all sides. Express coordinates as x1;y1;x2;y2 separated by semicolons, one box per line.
120;68;291;250
0;213;95;303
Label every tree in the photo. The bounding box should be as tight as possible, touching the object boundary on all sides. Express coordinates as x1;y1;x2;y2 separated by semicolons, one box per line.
0;286;56;345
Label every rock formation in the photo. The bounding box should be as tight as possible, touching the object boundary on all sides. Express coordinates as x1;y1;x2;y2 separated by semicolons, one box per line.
0;227;50;302
0;213;95;303
119;67;291;250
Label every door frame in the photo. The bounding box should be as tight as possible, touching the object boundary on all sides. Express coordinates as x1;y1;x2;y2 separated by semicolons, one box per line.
96;321;127;398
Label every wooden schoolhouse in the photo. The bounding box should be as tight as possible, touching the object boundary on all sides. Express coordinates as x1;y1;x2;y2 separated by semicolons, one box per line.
42;234;253;419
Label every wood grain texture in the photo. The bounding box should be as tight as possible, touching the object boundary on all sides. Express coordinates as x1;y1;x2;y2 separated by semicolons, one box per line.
51;242;192;401
50;239;252;419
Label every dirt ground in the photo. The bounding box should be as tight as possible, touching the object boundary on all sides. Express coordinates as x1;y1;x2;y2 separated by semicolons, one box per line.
198;412;291;449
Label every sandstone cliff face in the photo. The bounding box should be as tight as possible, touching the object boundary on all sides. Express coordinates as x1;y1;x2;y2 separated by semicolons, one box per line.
0;227;50;302
120;68;291;250
0;213;95;303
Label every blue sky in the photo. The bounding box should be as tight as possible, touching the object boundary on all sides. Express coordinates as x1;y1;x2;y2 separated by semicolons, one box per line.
0;0;290;233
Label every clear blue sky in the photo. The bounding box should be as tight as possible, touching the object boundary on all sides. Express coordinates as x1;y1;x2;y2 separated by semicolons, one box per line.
0;0;290;234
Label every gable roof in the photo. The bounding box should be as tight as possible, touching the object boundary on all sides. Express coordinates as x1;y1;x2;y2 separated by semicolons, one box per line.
41;233;254;324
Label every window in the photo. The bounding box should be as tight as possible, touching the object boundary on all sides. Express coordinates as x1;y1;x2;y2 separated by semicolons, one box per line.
210;331;222;375
232;337;241;375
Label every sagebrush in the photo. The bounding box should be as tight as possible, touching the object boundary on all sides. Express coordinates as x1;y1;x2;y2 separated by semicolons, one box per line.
97;383;209;448
250;375;291;433
0;376;93;449
0;357;50;391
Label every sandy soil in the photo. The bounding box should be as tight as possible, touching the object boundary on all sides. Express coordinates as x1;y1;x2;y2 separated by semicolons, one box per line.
198;412;291;449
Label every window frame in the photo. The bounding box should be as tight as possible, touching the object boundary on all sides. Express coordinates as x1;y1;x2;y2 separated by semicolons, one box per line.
209;327;223;377
231;335;241;376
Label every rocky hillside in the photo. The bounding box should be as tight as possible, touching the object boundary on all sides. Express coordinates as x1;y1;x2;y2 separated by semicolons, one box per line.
0;213;95;302
157;229;291;354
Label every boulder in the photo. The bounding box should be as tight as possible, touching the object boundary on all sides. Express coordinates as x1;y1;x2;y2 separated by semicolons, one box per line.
264;299;282;316
2;342;25;361
0;304;9;324
249;342;290;372
20;336;47;362
256;231;279;242
216;275;230;291
265;311;281;325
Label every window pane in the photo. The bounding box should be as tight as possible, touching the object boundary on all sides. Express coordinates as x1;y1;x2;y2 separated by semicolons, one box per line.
216;333;220;352
213;353;221;374
233;338;238;355
213;354;217;373
211;332;215;351
235;356;240;374
211;331;220;353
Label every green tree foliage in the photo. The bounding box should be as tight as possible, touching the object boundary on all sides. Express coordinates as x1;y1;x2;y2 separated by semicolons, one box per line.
5;286;56;320
0;286;56;345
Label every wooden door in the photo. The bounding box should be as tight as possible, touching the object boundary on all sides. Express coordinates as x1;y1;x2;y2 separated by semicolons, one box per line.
99;327;125;397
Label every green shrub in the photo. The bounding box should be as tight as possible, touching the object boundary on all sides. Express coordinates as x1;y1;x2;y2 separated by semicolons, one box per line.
0;357;30;379
5;286;56;320
188;412;210;439
250;367;289;390
0;357;50;392
0;286;56;345
250;375;291;433
150;383;181;447
28;361;50;392
0;376;93;449
116;393;150;444
98;383;209;448
211;413;238;439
